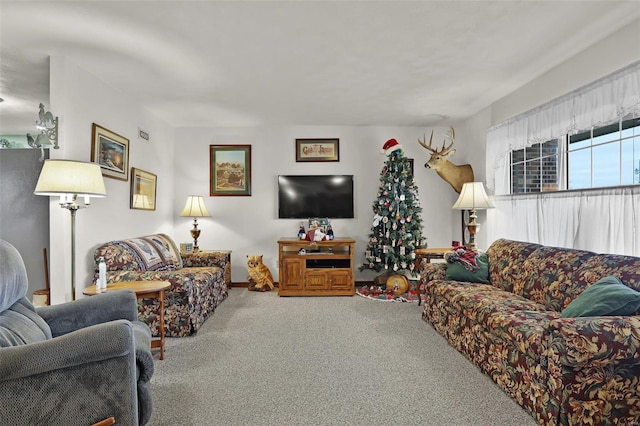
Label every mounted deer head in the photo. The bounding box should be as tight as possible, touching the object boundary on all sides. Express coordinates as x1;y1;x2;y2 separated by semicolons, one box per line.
418;127;474;194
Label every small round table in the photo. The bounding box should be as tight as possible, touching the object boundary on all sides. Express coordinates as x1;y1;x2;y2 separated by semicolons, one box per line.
83;280;171;360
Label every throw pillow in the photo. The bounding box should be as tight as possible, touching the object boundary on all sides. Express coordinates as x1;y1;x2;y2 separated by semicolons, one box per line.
561;275;640;318
445;252;490;284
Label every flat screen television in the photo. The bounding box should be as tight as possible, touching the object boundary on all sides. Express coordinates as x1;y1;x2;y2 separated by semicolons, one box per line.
278;175;354;219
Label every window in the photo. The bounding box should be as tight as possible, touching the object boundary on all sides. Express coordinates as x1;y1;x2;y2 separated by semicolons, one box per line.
509;116;640;194
510;139;559;193
568;117;640;189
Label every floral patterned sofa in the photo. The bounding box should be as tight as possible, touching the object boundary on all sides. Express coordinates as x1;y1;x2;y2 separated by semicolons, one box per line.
420;238;640;425
94;234;230;337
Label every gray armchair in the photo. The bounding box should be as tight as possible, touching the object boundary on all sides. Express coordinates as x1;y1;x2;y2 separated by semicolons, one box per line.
0;240;154;425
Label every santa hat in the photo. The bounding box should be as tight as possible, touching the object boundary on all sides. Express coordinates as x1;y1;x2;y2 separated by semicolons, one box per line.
380;138;403;156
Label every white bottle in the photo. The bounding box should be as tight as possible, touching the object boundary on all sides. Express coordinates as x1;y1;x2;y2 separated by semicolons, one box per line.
98;257;107;290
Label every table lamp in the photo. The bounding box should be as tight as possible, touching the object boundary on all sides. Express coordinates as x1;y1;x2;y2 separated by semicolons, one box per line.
180;195;210;252
452;182;494;251
34;159;107;300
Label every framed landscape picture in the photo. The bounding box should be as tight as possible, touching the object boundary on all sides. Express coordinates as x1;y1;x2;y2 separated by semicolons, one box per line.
91;123;130;181
295;138;339;162
130;167;157;210
210;145;252;196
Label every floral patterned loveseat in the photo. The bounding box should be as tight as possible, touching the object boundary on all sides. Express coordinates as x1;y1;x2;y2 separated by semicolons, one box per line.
420;238;640;425
94;234;229;337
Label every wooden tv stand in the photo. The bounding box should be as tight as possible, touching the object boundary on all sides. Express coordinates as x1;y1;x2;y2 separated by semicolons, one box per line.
277;237;355;296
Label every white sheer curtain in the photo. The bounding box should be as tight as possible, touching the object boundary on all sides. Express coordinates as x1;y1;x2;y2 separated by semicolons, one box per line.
486;186;640;256
485;62;640;256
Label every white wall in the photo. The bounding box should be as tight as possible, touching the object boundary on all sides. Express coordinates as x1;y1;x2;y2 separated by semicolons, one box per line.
174;126;465;283
49;57;176;303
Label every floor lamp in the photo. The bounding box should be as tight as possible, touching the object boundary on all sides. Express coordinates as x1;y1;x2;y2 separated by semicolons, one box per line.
452;182;494;251
34;160;107;300
180;195;211;253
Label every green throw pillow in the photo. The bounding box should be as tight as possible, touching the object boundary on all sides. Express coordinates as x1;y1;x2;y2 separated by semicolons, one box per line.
561;276;640;318
445;252;490;284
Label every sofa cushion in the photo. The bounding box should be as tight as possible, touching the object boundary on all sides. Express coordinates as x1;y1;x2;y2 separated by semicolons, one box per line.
520;246;596;312
445;252;490;284
0;298;51;347
486;239;542;293
485;310;560;360
573;253;640;292
561;276;640;318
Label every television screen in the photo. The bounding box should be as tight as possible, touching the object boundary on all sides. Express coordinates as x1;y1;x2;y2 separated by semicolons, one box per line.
278;175;354;219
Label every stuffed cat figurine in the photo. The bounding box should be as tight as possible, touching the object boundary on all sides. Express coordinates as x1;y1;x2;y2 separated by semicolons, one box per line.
247;255;275;292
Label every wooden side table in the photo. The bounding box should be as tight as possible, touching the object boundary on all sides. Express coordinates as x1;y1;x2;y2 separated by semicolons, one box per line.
83;280;171;360
414;248;450;306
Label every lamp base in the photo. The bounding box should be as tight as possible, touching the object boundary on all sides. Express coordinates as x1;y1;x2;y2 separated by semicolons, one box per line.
467;208;480;252
190;218;201;252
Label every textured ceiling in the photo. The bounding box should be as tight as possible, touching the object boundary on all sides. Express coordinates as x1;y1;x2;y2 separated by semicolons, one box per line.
1;1;639;133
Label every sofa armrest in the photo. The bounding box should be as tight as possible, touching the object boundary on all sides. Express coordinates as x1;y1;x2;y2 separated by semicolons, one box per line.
37;289;138;337
181;250;229;267
546;316;640;368
0;320;135;380
420;263;447;283
0;320;143;425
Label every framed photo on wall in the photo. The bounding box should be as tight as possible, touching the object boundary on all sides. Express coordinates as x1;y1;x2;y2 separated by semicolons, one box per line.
130;167;157;210
210;145;252;196
295;138;339;162
91;123;130;181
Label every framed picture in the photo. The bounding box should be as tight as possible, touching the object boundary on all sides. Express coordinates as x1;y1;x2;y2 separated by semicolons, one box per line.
180;242;194;254
210;145;252;196
91;123;130;181
407;158;414;174
130;167;157;210
295;138;339;162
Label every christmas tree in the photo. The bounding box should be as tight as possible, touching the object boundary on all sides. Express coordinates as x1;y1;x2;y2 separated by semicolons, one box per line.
360;138;425;277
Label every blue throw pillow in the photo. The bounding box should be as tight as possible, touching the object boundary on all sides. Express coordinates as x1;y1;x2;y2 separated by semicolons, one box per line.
561;276;640;318
445;252;490;284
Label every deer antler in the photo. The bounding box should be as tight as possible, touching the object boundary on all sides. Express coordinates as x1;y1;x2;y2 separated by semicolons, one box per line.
418;130;437;153
419;128;456;154
440;127;455;153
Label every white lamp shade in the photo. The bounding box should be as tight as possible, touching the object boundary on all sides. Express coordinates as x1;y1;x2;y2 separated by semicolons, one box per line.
180;195;210;217
452;182;494;210
34;160;107;197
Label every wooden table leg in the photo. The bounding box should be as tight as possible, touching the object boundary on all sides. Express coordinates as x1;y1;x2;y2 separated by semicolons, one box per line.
145;289;166;360
158;289;165;360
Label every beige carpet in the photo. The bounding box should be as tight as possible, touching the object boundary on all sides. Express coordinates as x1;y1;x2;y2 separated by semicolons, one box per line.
148;289;537;426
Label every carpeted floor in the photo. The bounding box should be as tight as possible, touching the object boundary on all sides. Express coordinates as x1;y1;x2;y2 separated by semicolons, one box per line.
148;289;537;426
